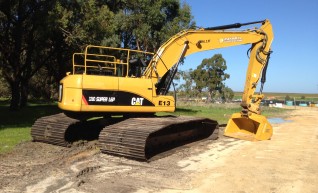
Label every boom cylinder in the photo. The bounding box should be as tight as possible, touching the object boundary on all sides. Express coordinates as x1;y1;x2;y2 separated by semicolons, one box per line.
204;20;265;30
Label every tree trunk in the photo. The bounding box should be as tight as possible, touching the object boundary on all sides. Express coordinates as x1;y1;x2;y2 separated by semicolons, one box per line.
20;80;29;108
10;81;21;110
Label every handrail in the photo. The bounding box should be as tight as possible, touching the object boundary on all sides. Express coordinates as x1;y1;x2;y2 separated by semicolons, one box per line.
72;45;154;77
72;53;84;74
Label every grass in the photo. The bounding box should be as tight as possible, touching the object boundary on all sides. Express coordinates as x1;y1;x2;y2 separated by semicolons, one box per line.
157;102;290;124
0;127;32;154
0;101;61;154
0;100;290;154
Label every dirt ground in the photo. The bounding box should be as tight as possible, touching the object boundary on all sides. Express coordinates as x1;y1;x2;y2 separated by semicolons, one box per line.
0;107;317;193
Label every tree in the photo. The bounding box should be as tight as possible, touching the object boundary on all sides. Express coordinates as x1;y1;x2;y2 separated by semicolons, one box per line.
222;86;234;102
190;54;230;102
110;0;195;51
47;0;120;86
177;69;198;98
52;0;119;49
0;0;56;109
285;95;291;101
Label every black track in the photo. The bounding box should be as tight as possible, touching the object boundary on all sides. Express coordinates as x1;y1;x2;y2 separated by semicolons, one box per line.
99;116;218;161
31;114;219;161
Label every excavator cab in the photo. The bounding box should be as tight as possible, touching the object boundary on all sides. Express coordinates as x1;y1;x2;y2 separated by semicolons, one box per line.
224;113;273;141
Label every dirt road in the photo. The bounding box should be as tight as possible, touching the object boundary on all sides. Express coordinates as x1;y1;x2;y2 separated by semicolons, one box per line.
0;107;317;193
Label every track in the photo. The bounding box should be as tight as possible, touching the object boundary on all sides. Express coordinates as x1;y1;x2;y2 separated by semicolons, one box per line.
32;114;219;161
31;113;79;146
31;113;106;146
99;116;219;161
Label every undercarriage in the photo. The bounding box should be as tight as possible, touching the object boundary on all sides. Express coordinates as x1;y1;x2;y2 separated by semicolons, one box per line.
31;113;219;161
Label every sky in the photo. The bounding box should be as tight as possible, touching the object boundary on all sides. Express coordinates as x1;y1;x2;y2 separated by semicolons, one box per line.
180;0;318;94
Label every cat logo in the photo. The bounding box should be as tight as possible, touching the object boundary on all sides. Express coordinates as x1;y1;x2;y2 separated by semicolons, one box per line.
131;97;144;106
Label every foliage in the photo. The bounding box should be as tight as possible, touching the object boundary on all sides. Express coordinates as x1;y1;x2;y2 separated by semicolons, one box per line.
222;86;234;102
177;69;198;98
177;54;231;102
111;0;195;51
0;1;57;109
29;67;58;100
52;0;119;49
285;95;291;101
0;70;10;98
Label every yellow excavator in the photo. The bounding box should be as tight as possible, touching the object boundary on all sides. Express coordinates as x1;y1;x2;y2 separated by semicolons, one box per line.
32;19;274;161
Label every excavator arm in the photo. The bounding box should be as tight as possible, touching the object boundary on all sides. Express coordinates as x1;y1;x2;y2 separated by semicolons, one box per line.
144;19;274;141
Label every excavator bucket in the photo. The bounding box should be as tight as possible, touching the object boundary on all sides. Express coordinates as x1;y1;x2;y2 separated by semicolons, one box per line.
224;113;273;141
